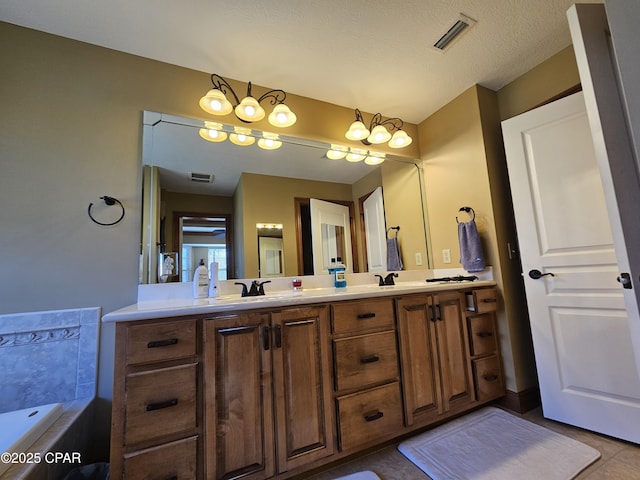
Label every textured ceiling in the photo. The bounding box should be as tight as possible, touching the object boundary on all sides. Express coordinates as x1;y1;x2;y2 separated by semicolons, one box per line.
0;0;601;124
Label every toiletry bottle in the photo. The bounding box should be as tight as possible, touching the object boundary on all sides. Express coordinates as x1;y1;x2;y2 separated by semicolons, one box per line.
334;257;347;288
208;262;219;298
328;257;336;277
193;259;209;298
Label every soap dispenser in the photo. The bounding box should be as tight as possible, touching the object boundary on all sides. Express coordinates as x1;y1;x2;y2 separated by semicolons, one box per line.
193;259;209;298
208;262;219;298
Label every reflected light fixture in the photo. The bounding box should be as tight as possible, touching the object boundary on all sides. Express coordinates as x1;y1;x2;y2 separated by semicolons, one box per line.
346;147;368;163
326;144;348;160
198;121;228;143
345;108;412;149
200;74;297;127
365;152;386;165
229;126;255;146
257;132;282;150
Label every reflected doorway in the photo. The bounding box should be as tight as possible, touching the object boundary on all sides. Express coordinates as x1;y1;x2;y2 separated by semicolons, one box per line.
294;198;359;276
172;212;234;281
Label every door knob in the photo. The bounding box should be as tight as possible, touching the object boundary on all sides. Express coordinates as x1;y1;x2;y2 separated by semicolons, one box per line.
528;269;555;279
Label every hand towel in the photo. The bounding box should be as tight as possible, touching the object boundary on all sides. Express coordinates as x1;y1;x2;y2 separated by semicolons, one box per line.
458;219;485;273
387;237;403;271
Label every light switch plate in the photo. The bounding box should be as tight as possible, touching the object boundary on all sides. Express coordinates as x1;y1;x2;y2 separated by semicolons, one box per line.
442;249;452;264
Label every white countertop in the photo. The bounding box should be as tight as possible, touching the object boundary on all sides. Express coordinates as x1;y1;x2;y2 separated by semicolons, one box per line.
103;275;496;323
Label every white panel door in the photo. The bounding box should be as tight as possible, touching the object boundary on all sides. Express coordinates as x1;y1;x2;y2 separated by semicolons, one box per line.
310;199;353;275
363;187;387;272
502;92;640;443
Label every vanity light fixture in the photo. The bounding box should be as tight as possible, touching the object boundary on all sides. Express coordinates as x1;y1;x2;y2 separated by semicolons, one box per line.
345;108;412;149
199;74;297;127
198;121;228;143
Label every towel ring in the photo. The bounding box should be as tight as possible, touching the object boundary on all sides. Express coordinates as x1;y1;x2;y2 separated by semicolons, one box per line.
88;195;125;226
386;226;400;238
456;206;475;223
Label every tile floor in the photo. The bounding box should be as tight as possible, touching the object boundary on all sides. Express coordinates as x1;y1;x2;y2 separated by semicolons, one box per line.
303;407;640;480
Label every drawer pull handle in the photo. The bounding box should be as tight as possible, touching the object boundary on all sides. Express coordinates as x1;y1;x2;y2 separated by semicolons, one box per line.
357;312;376;319
360;355;380;364
483;374;499;382
146;398;178;412
147;338;178;349
364;410;384;422
477;331;493;338
482;298;497;303
166;477;177;480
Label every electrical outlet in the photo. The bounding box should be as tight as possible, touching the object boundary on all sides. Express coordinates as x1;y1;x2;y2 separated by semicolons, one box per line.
415;252;423;266
442;249;452;264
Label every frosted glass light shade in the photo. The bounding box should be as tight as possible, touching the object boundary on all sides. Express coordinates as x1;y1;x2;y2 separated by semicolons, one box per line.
365;152;386;165
268;104;297;127
346;147;367;162
326;144;348;160
257;133;282;150
199;89;233;115
198;127;228;143
235;97;266;122
229;127;255;146
345;121;370;141
388;130;413;148
367;125;392;144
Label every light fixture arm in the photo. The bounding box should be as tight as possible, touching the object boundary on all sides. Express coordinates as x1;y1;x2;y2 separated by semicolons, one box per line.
209;74;288;117
354;108;404;146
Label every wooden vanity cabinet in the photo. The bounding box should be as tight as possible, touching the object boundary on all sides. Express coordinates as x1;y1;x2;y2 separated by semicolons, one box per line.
396;291;474;427
110;318;201;480
203;306;334;480
331;298;403;452
464;288;505;402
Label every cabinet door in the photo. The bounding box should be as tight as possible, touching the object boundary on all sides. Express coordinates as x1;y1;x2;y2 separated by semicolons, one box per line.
204;313;275;480
434;291;473;411
396;294;442;426
271;306;335;472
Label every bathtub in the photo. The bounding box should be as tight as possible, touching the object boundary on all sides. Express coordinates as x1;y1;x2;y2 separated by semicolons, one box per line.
0;403;63;477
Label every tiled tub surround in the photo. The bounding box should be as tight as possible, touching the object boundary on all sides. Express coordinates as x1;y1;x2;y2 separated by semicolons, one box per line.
0;307;100;480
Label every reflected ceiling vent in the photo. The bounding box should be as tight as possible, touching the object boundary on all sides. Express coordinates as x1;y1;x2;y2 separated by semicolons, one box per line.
190;172;214;183
433;13;477;52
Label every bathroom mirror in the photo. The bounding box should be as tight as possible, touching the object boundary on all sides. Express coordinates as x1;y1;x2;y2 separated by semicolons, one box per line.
140;111;430;283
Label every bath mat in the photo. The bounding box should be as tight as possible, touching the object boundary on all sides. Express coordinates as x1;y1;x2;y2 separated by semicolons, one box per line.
398;407;600;480
332;471;381;480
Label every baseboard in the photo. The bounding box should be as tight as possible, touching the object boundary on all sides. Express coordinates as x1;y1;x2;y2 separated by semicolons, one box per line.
498;387;541;413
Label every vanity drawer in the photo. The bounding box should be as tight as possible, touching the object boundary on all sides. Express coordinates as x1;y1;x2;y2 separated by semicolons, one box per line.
123;435;198;480
473;355;504;401
127;319;197;365
332;298;395;335
472;288;498;314
125;363;198;445
468;314;498;356
337;382;403;451
333;331;399;391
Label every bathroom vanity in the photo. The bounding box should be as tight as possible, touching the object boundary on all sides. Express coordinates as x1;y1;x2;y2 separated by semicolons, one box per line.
105;280;504;480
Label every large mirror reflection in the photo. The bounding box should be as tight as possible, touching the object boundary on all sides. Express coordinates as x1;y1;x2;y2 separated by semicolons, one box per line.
140;111;429;284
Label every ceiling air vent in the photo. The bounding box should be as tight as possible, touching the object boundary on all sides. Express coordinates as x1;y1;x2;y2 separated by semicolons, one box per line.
433;14;477;52
190;172;214;183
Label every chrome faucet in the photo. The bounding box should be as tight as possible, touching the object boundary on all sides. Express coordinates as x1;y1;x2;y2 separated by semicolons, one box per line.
375;273;398;286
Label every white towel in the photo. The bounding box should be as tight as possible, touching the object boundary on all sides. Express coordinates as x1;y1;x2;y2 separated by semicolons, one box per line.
458;219;485;273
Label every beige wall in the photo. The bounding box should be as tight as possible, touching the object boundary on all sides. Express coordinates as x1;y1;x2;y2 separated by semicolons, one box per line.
418;49;582;395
